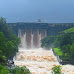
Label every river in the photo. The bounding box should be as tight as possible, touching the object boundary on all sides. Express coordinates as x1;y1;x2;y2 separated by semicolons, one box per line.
14;48;74;74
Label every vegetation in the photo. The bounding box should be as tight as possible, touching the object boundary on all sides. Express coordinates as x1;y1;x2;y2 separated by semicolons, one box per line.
0;17;20;60
10;66;31;74
41;36;55;49
0;17;21;72
54;32;74;61
0;50;7;65
41;27;74;61
54;48;63;56
59;27;74;34
0;65;31;74
0;64;10;74
51;65;62;74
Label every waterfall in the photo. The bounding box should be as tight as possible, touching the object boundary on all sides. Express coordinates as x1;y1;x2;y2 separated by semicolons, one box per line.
18;29;47;49
24;32;27;48
31;33;34;48
41;29;47;39
39;33;41;48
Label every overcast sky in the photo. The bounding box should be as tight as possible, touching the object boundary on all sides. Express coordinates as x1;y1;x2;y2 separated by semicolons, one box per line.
0;0;74;23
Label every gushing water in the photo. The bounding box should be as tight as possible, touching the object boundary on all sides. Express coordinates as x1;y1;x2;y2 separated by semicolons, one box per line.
18;29;46;49
14;48;59;74
16;29;74;74
14;48;74;74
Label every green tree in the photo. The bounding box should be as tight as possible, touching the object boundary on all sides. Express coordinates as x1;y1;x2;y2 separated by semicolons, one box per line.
0;17;20;60
0;32;7;54
10;66;31;74
52;65;62;74
1;67;10;74
41;36;55;49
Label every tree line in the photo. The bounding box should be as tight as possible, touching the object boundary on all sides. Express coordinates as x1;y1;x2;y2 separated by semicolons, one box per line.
0;17;20;65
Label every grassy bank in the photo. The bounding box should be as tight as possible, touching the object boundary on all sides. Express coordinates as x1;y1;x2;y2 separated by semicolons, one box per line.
54;48;63;56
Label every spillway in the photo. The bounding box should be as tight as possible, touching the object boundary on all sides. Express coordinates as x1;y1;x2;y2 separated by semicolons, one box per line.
18;29;47;49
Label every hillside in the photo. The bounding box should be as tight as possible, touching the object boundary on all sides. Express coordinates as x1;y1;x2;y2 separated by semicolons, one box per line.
59;27;74;34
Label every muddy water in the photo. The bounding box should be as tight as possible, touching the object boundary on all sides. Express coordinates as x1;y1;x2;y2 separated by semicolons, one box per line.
14;48;74;74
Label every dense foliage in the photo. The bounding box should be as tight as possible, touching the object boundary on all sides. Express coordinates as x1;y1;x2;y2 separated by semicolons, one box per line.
41;27;74;61
51;65;62;74
41;36;55;49
0;17;20;63
10;66;31;74
0;65;31;74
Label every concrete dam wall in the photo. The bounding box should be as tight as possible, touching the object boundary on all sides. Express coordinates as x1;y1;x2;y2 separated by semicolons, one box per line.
8;23;74;49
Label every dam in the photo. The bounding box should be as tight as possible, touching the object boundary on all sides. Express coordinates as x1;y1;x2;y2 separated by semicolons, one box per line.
10;23;74;74
8;23;74;49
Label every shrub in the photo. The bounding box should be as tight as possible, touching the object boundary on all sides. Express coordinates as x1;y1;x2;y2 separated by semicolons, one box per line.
1;67;10;74
0;65;4;72
51;65;62;74
0;65;31;74
10;66;31;74
0;65;10;74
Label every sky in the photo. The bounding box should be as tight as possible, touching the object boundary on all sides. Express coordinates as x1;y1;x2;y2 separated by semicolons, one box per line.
0;0;74;23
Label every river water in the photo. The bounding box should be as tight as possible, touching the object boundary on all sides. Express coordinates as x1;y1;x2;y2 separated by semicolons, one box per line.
14;48;74;74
